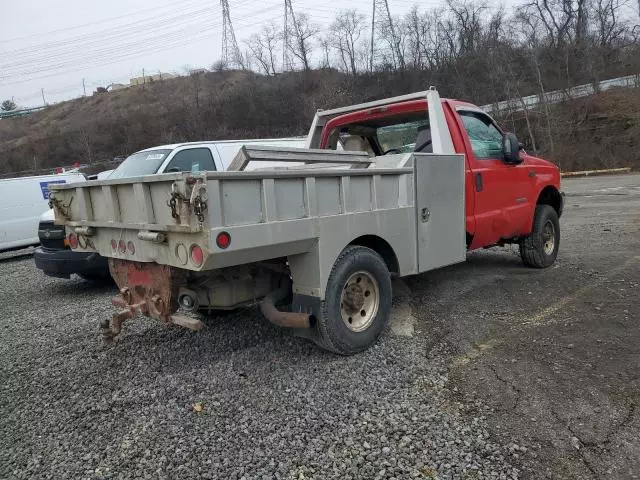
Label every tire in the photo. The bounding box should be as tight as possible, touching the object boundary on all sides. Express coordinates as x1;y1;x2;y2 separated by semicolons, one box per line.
316;246;392;355
519;205;560;268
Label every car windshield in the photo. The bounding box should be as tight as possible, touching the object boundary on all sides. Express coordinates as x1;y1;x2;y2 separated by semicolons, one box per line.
108;149;172;180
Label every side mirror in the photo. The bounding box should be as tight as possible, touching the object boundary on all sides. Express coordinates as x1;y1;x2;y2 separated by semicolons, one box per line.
502;132;522;164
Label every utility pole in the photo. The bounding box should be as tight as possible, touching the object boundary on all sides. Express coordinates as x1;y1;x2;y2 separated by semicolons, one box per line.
82;78;86;96
369;3;375;72
282;0;289;71
41;88;46;105
370;0;404;70
221;0;242;68
142;68;146;86
282;0;298;71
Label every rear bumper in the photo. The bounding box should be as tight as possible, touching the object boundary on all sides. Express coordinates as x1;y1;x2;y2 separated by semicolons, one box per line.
34;247;109;278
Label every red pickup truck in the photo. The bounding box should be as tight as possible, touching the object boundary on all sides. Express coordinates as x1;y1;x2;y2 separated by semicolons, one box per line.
54;89;563;353
314;94;563;267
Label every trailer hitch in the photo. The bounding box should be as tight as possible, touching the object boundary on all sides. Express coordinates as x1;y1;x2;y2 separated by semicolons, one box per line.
102;259;200;341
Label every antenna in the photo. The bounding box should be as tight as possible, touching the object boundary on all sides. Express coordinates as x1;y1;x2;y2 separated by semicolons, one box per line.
370;0;404;71
221;0;242;67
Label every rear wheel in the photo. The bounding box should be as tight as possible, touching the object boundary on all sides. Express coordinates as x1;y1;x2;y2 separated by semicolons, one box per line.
519;205;560;268
316;246;392;355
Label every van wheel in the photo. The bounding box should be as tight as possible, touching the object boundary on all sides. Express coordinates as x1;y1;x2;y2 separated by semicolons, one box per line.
317;246;392;355
519;205;560;268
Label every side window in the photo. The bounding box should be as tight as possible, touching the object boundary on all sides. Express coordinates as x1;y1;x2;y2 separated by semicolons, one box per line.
165;148;216;173
459;111;503;159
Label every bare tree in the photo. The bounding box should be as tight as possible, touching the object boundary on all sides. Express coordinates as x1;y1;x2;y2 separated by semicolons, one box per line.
287;13;319;71
330;10;367;76
594;0;632;46
246;23;281;75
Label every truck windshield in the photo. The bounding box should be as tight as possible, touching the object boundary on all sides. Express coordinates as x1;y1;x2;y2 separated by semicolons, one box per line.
109;149;172;179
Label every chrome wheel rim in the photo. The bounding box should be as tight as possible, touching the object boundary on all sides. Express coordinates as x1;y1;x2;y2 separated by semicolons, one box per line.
543;220;555;255
340;271;380;332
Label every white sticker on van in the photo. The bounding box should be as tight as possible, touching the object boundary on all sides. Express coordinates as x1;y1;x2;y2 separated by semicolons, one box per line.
146;153;165;160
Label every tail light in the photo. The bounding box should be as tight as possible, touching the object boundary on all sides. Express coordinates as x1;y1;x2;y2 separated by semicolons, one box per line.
216;231;231;249
127;241;135;255
68;233;78;249
190;244;204;266
118;240;126;253
111;239;117;250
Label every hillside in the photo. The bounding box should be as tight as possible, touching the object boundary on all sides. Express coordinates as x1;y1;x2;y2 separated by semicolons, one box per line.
0;69;639;174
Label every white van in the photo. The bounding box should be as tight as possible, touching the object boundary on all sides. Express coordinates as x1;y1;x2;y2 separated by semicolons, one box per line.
0;172;86;252
108;137;307;179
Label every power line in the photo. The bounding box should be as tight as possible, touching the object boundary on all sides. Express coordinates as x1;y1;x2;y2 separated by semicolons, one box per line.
0;0;203;44
0;6;215;62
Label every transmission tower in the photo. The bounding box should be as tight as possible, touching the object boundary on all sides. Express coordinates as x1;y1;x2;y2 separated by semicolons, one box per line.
282;0;298;71
221;0;242;67
369;0;403;71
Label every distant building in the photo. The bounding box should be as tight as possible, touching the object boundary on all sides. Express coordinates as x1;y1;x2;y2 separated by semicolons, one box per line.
129;72;176;86
189;68;209;75
109;83;128;91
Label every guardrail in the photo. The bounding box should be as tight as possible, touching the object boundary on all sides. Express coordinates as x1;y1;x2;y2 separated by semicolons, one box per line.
0;106;47;119
482;73;640;114
561;167;633;178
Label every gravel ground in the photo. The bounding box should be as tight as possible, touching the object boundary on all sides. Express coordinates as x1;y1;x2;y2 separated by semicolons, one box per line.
0;253;517;479
2;174;637;480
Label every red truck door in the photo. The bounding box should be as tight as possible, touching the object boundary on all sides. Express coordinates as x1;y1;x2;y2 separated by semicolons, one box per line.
454;109;536;248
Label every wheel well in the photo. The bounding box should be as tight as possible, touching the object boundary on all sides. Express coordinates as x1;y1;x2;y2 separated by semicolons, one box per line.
537;186;563;217
348;235;400;274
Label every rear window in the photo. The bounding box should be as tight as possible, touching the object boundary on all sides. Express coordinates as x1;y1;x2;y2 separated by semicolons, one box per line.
109;149;171;180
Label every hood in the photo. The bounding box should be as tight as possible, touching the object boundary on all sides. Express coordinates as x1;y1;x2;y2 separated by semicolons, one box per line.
40;208;55;222
523;152;558;170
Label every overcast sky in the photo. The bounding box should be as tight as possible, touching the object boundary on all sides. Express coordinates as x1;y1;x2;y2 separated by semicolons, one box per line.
0;0;499;106
4;0;635;108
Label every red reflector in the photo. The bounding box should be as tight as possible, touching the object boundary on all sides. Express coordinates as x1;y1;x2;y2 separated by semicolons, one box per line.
111;239;117;250
127;241;135;255
216;231;231;249
118;240;126;253
68;233;78;249
190;244;204;266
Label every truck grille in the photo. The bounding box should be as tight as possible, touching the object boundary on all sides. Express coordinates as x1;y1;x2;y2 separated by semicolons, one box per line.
38;221;66;249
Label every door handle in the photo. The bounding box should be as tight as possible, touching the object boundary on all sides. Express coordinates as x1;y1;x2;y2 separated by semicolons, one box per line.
528;170;537;178
474;172;483;192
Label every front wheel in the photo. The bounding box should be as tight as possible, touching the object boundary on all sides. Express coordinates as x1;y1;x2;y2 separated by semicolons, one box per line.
316;246;392;355
519;205;560;268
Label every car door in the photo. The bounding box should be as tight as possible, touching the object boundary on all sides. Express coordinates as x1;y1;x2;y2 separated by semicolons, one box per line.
457;109;534;246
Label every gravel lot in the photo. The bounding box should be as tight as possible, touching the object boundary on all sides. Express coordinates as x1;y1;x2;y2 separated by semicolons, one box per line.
1;174;638;480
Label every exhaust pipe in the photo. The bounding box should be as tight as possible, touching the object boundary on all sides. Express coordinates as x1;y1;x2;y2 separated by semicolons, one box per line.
260;278;313;329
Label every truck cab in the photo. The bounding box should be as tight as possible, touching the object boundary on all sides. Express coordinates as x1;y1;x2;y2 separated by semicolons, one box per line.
310;95;563;255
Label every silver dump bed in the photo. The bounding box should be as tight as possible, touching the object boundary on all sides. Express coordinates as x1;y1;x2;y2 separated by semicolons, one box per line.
51;147;466;297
